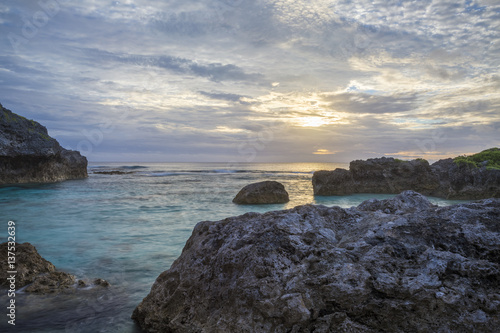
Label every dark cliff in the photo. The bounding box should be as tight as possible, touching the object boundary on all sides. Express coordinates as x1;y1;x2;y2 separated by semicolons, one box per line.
0;103;87;185
313;153;500;199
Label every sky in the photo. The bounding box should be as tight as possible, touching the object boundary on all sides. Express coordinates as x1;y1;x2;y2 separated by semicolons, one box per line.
0;0;499;163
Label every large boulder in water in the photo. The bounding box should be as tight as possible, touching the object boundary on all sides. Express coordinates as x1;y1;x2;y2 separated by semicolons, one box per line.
132;191;500;332
233;180;289;204
0;102;87;185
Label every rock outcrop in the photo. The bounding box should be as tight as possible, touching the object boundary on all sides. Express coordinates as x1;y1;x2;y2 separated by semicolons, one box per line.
233;180;289;204
313;155;500;199
0;103;87;185
0;242;109;294
133;191;500;332
0;242;55;288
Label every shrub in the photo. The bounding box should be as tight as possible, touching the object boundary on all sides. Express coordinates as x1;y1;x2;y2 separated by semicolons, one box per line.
453;148;500;170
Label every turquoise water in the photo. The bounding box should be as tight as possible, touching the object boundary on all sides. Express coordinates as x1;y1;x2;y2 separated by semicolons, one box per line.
0;163;469;332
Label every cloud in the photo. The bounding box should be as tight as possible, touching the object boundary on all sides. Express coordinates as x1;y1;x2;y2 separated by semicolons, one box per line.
73;48;265;83
198;91;251;103
323;92;418;114
0;0;498;162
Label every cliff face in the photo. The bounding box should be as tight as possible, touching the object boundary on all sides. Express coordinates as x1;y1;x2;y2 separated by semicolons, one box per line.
0;103;87;185
133;191;500;332
313;156;500;199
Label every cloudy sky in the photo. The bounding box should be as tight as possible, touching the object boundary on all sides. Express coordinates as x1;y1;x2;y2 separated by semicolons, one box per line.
1;0;499;163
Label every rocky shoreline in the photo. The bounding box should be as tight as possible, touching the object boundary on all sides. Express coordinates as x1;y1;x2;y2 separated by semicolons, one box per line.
0;242;109;294
132;191;500;332
0;103;87;185
313;153;500;199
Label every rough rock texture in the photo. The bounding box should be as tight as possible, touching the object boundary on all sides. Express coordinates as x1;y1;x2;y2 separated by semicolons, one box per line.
431;158;500;199
24;271;76;293
233;180;289;204
313;156;500;199
0;242;109;294
0;102;87;184
0;242;55;288
133;191;500;333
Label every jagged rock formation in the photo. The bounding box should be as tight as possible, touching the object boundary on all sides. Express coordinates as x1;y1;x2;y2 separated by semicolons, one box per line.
0;103;87;185
0;242;55;288
313;156;500;199
132;191;500;332
233;180;289;204
0;242;109;294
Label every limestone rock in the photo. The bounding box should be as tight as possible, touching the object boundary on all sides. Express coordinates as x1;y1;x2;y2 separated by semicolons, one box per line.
24;271;76;294
0;102;87;184
431;158;500;199
0;242;109;294
133;191;500;332
313;155;500;199
0;242;55;288
233;180;289;204
312;168;355;196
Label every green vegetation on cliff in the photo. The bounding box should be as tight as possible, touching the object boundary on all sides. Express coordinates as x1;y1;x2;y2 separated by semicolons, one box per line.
454;148;500;170
394;158;428;164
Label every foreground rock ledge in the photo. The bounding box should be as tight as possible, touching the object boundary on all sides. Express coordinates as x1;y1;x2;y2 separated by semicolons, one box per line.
133;191;500;332
233;180;289;204
0;102;87;185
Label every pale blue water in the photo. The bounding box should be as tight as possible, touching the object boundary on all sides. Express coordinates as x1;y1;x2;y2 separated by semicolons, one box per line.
0;162;469;332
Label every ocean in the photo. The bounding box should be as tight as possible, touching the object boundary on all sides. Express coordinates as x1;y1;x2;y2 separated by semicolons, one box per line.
0;162;469;332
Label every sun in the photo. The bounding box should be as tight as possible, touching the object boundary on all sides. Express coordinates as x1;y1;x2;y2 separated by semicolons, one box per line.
296;116;330;127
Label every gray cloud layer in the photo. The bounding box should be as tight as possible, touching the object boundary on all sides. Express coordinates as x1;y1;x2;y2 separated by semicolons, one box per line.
0;0;499;162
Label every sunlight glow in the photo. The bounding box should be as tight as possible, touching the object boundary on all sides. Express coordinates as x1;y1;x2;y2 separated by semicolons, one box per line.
295;116;333;127
313;149;337;155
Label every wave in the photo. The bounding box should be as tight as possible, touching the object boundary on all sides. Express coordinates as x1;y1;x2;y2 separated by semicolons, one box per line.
149;172;182;177
120;165;149;170
146;169;314;177
89;165;149;171
212;169;237;173
88;165;110;169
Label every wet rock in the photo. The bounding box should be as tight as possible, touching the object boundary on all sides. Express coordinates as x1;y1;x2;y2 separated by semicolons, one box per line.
75;278;111;289
0;102;87;185
0;242;109;294
133;191;500;333
93;278;111;287
233;180;289;204
24;271;76;294
0;242;55;288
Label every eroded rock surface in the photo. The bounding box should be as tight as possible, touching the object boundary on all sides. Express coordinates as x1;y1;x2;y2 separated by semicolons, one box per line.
233;180;289;204
133;191;500;332
0;102;87;184
313;156;500;199
0;242;55;288
0;242;109;294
